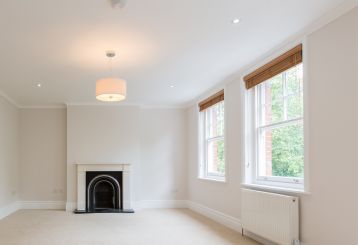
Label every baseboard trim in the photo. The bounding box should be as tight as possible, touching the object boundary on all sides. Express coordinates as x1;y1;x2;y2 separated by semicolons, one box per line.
242;231;277;245
0;201;65;219
20;201;66;210
134;200;188;210
187;201;242;232
0;202;21;220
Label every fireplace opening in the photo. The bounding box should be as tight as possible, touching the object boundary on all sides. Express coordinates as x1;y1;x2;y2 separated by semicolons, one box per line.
86;171;122;213
94;180;115;209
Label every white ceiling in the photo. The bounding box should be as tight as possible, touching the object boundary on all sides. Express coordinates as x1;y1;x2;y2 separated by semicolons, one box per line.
0;0;348;107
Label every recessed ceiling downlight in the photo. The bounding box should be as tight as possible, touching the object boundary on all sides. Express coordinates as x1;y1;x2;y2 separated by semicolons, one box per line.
232;18;241;24
36;83;42;88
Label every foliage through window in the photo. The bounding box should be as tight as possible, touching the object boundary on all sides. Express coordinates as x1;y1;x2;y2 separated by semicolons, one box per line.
200;100;225;180
255;63;304;185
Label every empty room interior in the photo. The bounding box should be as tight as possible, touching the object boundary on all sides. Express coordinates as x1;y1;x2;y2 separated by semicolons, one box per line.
0;0;357;244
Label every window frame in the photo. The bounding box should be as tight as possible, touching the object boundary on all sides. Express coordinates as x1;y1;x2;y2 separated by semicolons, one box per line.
245;62;306;191
199;100;226;182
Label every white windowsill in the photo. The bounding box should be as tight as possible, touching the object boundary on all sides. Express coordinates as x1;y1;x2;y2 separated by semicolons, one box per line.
241;183;310;195
198;177;226;184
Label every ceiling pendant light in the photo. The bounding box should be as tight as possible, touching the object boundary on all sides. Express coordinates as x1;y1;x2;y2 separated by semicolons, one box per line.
96;51;127;102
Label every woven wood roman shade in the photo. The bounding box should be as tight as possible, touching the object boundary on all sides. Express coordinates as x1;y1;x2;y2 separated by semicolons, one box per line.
198;90;224;112
243;44;303;89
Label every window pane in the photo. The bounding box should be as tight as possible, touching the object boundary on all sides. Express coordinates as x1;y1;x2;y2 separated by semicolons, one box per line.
259;123;304;178
259;85;284;126
259;63;303;126
207;138;225;175
287;93;303;119
270;74;284;101
206;101;224;138
286;64;303;95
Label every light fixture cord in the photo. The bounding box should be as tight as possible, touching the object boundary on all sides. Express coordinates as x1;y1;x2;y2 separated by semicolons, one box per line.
108;56;113;77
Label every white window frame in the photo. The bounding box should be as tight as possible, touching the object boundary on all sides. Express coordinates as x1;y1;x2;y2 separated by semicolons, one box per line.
244;61;306;191
198;101;226;182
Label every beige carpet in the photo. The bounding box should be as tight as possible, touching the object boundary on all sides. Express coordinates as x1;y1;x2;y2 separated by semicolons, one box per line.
0;209;259;245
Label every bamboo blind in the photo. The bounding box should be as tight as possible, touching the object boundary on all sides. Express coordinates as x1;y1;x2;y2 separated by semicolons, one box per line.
243;44;302;89
198;90;224;112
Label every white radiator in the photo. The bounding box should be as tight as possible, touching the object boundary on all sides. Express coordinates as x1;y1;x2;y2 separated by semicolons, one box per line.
241;188;299;245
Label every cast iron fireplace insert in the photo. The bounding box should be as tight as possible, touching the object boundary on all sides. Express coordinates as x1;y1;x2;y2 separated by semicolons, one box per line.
86;171;127;213
73;171;134;214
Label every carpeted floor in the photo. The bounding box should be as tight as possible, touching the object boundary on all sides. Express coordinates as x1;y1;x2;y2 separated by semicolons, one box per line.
0;209;259;245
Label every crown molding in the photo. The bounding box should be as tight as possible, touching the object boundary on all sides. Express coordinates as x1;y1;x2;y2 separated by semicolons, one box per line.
65;102;186;109
139;104;187;109
65;102;140;107
0;93;186;110
19;105;66;109
0;90;20;108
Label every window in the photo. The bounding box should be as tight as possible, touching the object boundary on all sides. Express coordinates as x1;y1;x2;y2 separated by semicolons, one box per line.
244;44;304;190
256;64;304;183
198;90;225;181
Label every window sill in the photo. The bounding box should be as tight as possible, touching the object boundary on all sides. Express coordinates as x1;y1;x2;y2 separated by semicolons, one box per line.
198;177;226;184
241;183;310;195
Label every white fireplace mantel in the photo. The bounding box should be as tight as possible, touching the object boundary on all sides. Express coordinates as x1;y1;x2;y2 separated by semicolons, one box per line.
76;163;132;211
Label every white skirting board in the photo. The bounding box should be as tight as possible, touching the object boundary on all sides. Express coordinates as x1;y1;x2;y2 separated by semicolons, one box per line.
134;200;188;210
0;202;21;220
20;201;66;210
186;201;242;232
0;201;66;220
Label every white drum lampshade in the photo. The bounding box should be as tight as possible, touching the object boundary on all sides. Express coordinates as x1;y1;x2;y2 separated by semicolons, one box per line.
96;78;126;102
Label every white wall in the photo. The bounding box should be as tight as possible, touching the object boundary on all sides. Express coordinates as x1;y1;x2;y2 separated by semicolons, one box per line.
187;7;358;245
187;80;243;218
0;96;19;209
67;105;187;205
140;108;187;201
19;109;67;201
67;105;141;203
300;7;358;244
